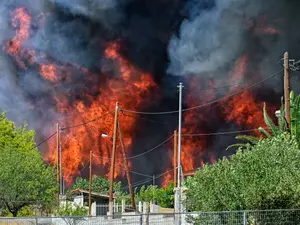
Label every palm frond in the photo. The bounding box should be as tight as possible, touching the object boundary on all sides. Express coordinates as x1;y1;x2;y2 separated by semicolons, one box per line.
278;105;287;133
263;103;279;136
258;127;271;138
235;135;260;144
226;143;250;151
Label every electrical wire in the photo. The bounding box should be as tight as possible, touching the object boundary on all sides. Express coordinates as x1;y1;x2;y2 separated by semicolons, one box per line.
155;168;176;179
124;135;174;160
92;134;174;160
120;110;168;125
124;178;153;189
91;128;260;162
123;168;153;178
79;161;90;173
35;111;113;147
91;152;169;179
182;128;261;136
35;131;57;147
191;80;246;92
34;71;279;149
62;160;90;180
120;70;282;115
124;167;177;189
61;110;114;130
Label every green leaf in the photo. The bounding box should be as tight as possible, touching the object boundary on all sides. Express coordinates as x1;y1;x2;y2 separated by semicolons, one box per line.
186;133;300;212
263;103;279;136
0;113;57;217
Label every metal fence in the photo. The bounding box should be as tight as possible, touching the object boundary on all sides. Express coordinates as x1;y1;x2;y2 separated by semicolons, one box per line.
96;204;136;216
1;209;300;224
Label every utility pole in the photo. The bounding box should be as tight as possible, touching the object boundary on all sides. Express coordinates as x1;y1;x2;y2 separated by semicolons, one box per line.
117;122;136;211
176;83;183;225
56;123;60;186
109;102;119;217
89;150;92;216
152;174;156;204
284;52;291;131
173;130;177;187
152;174;155;186
59;143;62;195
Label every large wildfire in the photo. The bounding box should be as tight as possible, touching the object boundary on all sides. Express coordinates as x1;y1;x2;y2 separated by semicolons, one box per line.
1;0;295;187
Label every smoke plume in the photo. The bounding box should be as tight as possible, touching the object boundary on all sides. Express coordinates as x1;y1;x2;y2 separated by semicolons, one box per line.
1;0;300;185
167;0;285;76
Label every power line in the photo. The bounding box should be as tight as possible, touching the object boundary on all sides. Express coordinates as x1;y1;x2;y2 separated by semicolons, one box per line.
120;111;168;125
190;80;246;92
35;131;57;147
120;70;282;115
61;110;114;130
62;160;90;181
124;168;153;178
34;71;279;149
155;168;176;179
128;178;153;189
182;128;261;136
124;168;177;189
92;134;174;160
35;111;114;148
91;128;261;161
126;135;174;160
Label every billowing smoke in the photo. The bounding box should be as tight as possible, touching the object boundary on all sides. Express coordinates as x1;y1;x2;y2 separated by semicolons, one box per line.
52;0;124;29
0;0;56;137
1;0;300;185
167;0;285;76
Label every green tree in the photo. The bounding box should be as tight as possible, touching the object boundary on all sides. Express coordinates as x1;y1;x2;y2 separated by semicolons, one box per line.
67;175;123;195
289;91;300;143
57;202;87;225
186;133;300;212
0;112;57;217
135;182;174;208
1;205;35;217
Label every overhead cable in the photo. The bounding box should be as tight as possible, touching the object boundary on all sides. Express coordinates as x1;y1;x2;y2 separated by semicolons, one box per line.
120;70;282;115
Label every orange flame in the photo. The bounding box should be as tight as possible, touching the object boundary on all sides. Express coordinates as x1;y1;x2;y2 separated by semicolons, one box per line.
162;172;172;188
44;42;158;182
40;64;59;82
7;7;280;187
221;54;276;132
6;8;32;69
7;7;158;183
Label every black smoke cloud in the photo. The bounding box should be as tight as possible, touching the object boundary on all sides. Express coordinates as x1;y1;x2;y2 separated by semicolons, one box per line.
168;0;284;75
1;0;300;183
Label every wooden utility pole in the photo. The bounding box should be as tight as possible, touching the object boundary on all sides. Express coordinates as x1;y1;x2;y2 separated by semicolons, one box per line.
173;130;177;187
175;83;184;225
59;143;63;195
117;122;136;211
284;52;291;131
88;150;93;216
109;102;119;216
56;123;60;187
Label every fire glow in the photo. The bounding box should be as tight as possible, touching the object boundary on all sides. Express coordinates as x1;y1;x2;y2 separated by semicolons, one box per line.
6;6;280;187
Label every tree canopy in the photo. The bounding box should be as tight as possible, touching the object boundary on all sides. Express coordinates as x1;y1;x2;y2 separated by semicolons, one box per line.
186;133;300;212
135;182;174;208
67;175;123;196
57;202;87;225
0;112;57;217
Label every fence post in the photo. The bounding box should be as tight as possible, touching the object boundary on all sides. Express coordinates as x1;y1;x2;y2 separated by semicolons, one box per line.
138;201;142;213
243;211;247;225
122;199;126;213
35;217;38;225
140;213;143;225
